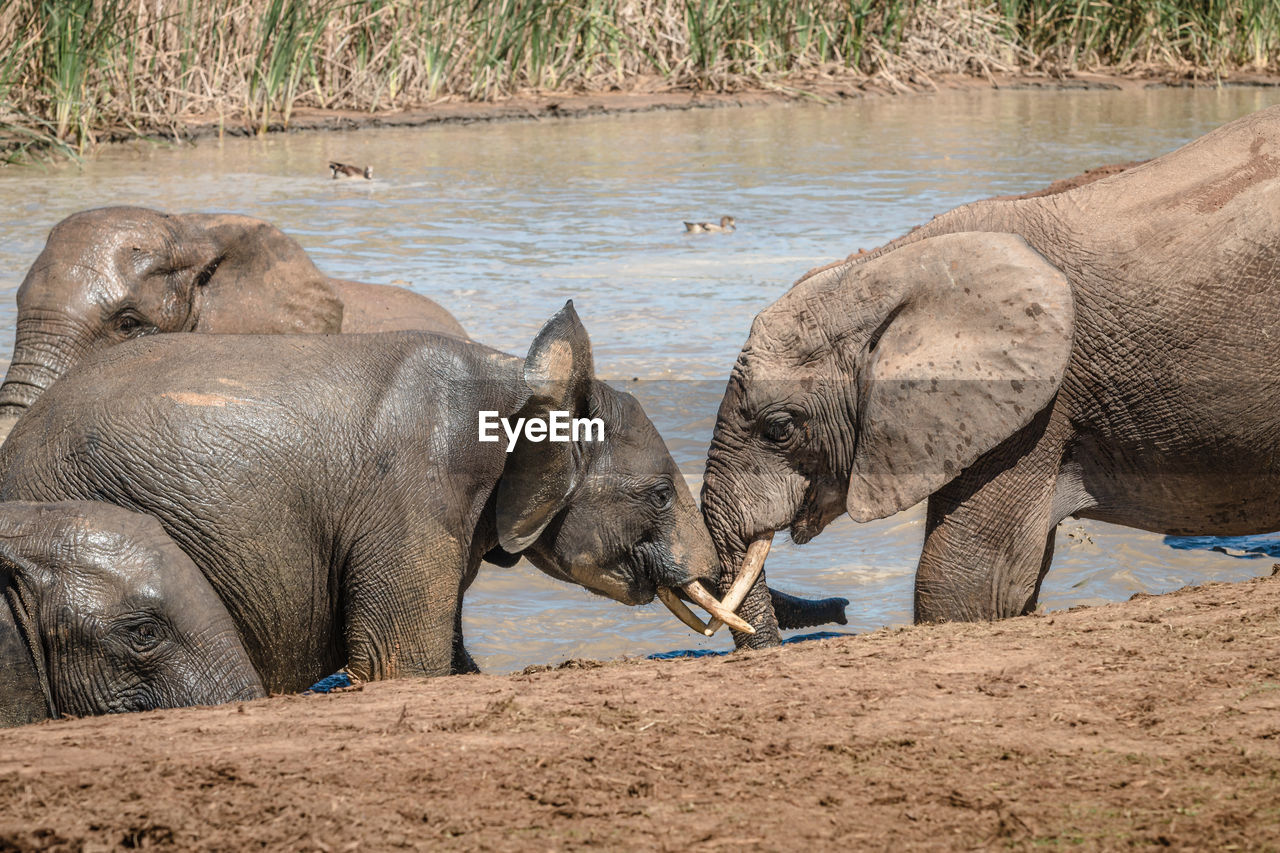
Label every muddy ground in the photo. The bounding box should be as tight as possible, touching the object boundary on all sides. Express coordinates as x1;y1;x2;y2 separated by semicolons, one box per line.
2;573;1278;850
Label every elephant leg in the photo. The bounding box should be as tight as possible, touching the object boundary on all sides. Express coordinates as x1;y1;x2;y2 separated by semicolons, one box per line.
342;532;462;682
451;628;479;674
450;582;480;675
915;413;1078;623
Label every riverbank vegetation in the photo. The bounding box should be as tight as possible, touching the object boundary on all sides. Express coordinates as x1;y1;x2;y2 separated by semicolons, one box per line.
2;0;1278;157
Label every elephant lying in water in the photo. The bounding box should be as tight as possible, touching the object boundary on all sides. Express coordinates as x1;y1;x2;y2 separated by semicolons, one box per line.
0;303;841;690
0;206;465;421
702;104;1280;646
1;501;264;727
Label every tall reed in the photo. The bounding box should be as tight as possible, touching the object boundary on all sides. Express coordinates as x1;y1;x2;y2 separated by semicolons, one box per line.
1000;0;1280;74
246;0;335;132
0;0;1277;155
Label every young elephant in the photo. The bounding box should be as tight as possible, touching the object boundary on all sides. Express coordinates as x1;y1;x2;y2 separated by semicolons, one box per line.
0;303;766;692
0;206;465;420
0;501;265;727
702;104;1280;647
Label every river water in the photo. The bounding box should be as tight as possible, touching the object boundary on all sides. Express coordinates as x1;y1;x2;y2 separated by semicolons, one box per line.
2;86;1278;673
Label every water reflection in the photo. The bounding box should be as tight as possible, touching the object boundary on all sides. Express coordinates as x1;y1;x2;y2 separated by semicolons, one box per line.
1;86;1278;671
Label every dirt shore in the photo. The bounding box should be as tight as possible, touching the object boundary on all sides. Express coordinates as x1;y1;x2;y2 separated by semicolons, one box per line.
2;572;1278;850
59;69;1280;149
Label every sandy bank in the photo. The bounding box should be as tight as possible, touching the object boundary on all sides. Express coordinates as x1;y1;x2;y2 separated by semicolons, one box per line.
2;572;1277;850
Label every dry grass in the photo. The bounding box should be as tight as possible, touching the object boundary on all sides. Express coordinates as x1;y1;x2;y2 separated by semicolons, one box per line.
0;0;1277;157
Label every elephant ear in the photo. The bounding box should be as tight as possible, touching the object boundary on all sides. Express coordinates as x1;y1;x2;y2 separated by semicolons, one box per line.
0;531;55;722
173;214;344;334
0;591;50;725
496;301;594;553
843;232;1074;522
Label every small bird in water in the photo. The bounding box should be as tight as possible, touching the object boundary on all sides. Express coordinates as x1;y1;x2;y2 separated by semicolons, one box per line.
684;216;735;234
329;161;372;180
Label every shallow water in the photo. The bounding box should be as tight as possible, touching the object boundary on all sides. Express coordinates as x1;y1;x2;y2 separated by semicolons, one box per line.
2;86;1278;672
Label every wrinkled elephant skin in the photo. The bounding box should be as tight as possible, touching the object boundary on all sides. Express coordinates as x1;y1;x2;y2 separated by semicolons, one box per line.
0;304;756;691
702;104;1280;645
0;206;465;419
0;500;264;727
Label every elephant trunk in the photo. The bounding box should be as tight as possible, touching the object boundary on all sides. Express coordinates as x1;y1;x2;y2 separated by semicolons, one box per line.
183;630;268;706
0;324;83;418
653;487;759;637
770;588;848;631
721;545;781;650
701;471;782;649
702;515;852;645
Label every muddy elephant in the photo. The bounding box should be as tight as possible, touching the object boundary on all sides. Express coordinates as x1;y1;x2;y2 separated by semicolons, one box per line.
0;206;466;420
0;304;840;689
701;104;1280;646
1;500;264;727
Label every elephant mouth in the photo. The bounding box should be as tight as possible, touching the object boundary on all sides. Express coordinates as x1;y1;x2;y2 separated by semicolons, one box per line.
659;536;771;638
790;523;816;545
789;484;842;545
566;552;750;636
631;540;758;636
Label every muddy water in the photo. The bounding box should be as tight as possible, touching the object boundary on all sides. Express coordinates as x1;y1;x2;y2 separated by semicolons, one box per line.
2;87;1278;673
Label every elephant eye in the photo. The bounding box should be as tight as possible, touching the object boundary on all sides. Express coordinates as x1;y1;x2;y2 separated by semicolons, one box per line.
119;619;164;653
112;310;153;338
761;412;796;443
193;256;223;288
646;481;674;511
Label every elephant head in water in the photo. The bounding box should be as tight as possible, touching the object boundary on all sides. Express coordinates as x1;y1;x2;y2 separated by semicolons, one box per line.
0;500;265;726
0;206;464;420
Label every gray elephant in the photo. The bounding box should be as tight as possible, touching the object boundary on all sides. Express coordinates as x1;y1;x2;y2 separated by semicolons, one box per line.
1;500;264;727
0;206;465;420
701;104;1280;646
0;303;840;690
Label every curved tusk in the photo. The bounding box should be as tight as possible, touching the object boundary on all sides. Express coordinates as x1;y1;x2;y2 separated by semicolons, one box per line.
682;581;755;635
706;534;774;636
657;587;711;635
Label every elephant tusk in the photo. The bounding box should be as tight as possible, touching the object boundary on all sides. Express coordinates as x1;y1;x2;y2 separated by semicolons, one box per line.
682;581;755;635
706;534;773;636
657;587;710;635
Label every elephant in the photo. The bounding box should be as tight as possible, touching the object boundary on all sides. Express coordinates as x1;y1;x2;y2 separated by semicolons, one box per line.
0;303;842;690
1;500;265;727
0;206;466;422
700;104;1280;646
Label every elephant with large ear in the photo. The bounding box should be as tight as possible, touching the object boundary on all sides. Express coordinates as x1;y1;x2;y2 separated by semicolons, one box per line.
1;501;265;727
0;206;466;422
0;303;836;690
703;103;1280;646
